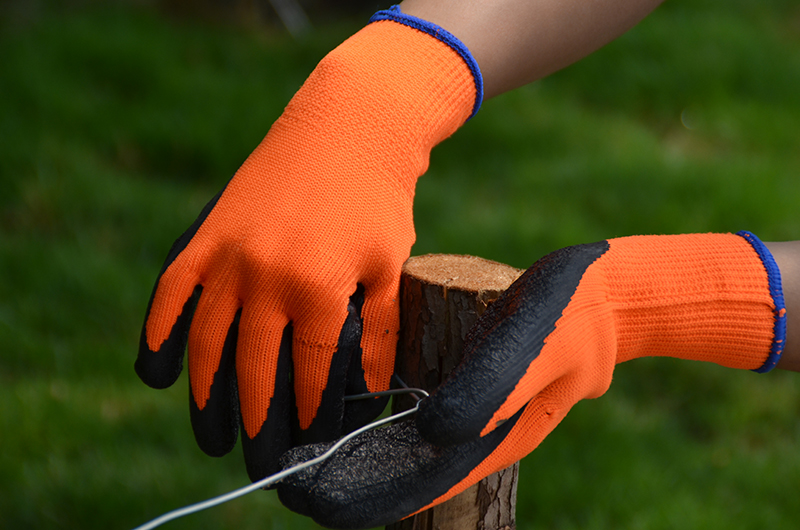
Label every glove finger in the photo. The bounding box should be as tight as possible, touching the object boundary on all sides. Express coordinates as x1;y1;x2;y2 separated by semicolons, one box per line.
290;289;353;438
341;285;389;434
136;282;202;389
354;277;400;394
189;307;241;457
277;397;561;530
185;275;241;406
238;309;293;482
417;241;610;447
294;284;389;446
135;189;225;389
292;273;401;441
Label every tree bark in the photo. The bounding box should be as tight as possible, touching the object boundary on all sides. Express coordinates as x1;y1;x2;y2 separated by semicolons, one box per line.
387;254;523;530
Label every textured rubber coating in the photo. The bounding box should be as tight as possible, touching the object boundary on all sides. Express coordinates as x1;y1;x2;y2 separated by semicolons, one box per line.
278;410;522;529
417;241;609;446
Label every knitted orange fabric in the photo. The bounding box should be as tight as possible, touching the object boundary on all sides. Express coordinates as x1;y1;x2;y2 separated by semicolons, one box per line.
143;20;477;438
420;232;783;512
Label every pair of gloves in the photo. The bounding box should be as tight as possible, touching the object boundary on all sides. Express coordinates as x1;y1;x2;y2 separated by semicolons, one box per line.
135;7;787;530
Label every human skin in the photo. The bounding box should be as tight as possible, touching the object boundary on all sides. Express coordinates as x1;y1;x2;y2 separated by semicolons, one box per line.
766;242;800;371
401;0;665;98
401;0;798;372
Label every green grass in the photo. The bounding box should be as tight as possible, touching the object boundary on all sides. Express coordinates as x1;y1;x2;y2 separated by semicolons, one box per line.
2;1;799;529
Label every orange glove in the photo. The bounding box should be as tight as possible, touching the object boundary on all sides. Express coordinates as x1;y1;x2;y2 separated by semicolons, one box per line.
135;7;482;481
278;231;786;529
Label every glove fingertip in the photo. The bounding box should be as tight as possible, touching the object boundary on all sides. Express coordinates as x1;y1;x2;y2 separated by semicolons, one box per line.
242;324;294;483
136;284;203;389
190;308;241;457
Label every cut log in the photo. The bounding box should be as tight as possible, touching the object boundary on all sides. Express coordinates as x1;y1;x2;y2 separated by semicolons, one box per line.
387;254;523;530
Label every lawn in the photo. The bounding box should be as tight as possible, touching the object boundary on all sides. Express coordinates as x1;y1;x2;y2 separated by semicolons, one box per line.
1;1;799;529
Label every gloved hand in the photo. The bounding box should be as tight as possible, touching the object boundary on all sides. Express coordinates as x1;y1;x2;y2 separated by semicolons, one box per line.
134;7;482;482
277;231;786;529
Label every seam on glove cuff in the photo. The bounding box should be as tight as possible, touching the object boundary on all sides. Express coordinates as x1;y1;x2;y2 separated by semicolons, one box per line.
370;5;484;120
737;230;787;373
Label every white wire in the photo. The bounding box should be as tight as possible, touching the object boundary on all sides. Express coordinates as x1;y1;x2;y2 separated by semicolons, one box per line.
132;388;429;530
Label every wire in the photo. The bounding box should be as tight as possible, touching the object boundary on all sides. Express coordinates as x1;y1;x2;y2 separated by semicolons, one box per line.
131;387;429;530
391;373;421;402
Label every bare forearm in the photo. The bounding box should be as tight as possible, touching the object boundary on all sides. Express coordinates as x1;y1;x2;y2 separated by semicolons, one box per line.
766;241;800;372
400;0;664;99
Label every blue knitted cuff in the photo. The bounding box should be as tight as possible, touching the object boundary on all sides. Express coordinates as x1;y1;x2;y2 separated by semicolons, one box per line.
370;5;484;120
737;230;787;373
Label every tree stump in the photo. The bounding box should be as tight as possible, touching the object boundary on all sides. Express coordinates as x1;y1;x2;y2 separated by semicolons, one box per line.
387;254;524;530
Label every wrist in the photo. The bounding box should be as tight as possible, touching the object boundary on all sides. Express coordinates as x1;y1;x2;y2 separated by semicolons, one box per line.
764;240;798;371
609;233;784;372
369;5;483;120
272;10;482;199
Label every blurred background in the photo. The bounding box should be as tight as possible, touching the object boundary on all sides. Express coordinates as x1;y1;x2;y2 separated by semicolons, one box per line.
2;0;800;528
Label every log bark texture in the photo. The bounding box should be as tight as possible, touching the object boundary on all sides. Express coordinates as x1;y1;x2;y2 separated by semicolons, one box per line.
387;254;523;530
